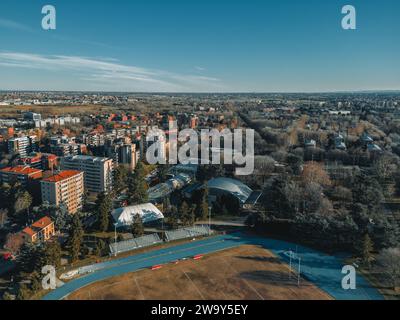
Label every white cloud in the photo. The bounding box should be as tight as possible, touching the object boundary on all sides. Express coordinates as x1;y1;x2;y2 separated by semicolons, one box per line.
0;52;227;92
0;18;33;32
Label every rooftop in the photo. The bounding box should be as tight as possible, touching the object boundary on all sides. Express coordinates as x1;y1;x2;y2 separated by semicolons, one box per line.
112;203;164;227
63;155;111;163
42;170;82;183
0;166;43;176
23;216;53;237
208;177;253;204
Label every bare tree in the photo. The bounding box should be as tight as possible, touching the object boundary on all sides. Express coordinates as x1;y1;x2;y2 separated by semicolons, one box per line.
374;154;399;181
301;162;332;187
376;248;400;292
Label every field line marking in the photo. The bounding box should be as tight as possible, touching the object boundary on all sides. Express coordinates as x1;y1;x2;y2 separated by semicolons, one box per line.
192;257;234;300
182;270;205;300
56;243;241;300
134;277;146;300
166;271;182;298
221;256;265;301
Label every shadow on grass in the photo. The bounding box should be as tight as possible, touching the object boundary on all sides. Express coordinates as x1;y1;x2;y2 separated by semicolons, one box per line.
236;255;282;264
239;270;304;287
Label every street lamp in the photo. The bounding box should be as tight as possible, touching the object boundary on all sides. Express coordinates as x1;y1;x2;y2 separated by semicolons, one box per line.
297;257;302;287
161;217;164;240
208;206;212;236
114;223;118;257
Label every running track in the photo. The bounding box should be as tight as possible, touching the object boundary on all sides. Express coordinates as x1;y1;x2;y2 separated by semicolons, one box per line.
42;233;383;300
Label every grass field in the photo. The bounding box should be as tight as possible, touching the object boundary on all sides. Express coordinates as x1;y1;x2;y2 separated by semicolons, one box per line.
67;245;331;300
0;104;111;118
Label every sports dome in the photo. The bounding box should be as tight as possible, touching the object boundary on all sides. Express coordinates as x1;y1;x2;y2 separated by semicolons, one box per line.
207;177;253;204
112;203;164;227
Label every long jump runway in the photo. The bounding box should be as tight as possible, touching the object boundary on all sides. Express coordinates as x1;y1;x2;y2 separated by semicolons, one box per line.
42;233;383;300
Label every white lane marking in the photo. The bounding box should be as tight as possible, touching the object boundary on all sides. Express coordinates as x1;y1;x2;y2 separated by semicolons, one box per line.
182;270;205;300
221;256;265;301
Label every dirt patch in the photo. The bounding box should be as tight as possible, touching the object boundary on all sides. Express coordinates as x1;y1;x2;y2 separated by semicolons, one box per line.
67;245;332;300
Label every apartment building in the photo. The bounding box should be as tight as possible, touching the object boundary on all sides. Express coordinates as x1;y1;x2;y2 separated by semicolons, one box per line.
50;135;81;157
41;170;84;214
23;112;42;122
106;142;138;170
51;143;80;157
16;153;57;171
0;166;43;187
82;133;105;147
60;155;113;193
7;136;38;157
118;143;137;170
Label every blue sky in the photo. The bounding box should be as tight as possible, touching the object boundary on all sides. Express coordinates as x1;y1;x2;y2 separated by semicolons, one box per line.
0;0;399;92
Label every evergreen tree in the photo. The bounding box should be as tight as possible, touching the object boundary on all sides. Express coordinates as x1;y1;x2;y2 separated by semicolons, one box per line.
94;239;106;257
16;243;37;274
263;175;293;218
47;204;71;231
114;165;129;192
167;206;179;229
179;202;194;226
81;244;90;259
361;234;374;269
179;201;189;225
42;241;62;269
127;161;149;205
189;205;196;226
69;214;84;262
287;153;303;175
30;273;42;293
0;183;12;212
195;186;209;221
131;214;144;238
95;192;112;232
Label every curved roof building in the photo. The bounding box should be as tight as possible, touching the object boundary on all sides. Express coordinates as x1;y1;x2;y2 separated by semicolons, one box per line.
207;177;253;204
112;203;164;227
148;173;192;202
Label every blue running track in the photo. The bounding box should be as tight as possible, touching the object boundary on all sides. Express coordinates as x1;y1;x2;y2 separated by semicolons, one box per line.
42;233;383;300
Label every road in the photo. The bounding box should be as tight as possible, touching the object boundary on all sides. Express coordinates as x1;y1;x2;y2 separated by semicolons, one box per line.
42;232;383;300
195;219;246;227
144;219;245;233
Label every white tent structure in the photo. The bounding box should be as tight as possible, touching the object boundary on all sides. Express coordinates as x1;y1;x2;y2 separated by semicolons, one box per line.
112;203;164;227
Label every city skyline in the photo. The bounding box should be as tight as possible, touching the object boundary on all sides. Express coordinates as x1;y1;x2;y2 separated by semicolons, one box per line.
0;0;399;92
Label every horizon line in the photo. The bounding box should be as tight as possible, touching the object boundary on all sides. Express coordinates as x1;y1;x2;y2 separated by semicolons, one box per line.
1;89;400;95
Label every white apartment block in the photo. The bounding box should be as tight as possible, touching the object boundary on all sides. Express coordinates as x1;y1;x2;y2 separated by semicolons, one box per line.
60;155;114;194
7;136;38;157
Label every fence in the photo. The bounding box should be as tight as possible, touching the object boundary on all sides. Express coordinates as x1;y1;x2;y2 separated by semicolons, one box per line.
165;225;212;242
109;233;162;256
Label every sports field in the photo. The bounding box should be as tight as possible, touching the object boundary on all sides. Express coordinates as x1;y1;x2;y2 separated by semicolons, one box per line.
67;245;331;300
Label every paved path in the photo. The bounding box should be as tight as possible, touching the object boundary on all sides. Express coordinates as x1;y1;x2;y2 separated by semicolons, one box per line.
246;235;383;300
42;233;383;300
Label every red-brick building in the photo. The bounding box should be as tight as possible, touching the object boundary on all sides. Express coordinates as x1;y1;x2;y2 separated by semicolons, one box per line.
0;166;43;187
22;216;55;243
